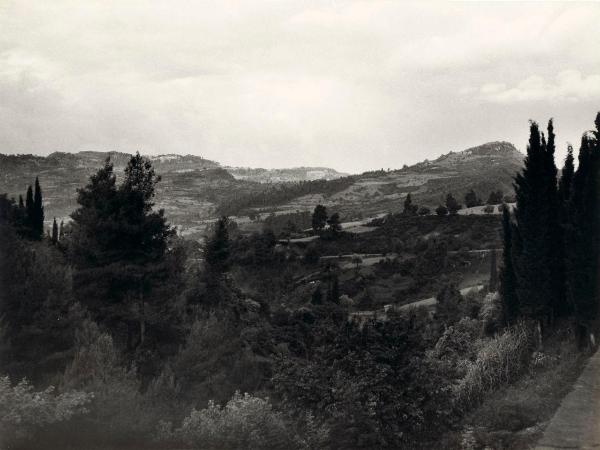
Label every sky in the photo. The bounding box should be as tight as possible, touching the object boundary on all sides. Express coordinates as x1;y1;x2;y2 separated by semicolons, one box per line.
1;1;600;173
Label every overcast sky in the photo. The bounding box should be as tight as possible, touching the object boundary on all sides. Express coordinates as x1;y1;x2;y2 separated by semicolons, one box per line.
1;1;599;173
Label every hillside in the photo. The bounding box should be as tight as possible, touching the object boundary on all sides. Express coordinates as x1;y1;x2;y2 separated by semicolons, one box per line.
0;142;523;234
230;141;523;220
227;166;348;183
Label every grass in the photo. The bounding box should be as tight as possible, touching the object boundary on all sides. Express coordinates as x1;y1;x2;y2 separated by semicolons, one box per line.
444;325;587;450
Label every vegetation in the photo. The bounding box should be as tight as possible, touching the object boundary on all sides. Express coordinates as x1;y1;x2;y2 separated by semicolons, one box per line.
1;113;599;449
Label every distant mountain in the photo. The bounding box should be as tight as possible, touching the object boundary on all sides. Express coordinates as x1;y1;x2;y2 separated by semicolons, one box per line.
226;166;348;183
0;142;523;237
230;141;524;220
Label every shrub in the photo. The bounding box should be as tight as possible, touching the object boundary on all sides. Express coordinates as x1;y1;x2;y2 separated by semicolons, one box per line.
483;205;494;214
163;391;304;450
436;205;448;216
455;323;532;409
0;376;91;447
60;321;149;443
418;206;431;216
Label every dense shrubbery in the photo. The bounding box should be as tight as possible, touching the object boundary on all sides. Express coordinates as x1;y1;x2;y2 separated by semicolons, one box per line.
0;376;92;448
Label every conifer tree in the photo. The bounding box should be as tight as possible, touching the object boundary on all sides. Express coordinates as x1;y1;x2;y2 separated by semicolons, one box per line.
499;205;518;324
565;116;600;342
25;185;34;237
59;220;64;240
18;195;24;209
51;218;58;244
32;177;44;240
205;217;231;277
513;121;558;322
488;248;498;292
403;193;418;215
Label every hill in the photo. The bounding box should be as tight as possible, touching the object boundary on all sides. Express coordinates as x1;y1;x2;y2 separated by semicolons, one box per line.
224;141;523;220
0;142;523;235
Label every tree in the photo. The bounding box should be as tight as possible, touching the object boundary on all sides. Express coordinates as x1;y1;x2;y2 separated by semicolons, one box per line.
435;205;448;216
565;115;600;344
205;216;231;277
32;177;44;240
25;185;34;237
403;193;418;215
327;274;340;303
487;190;504;205
311;286;323;305
51;217;58;244
59;220;65;240
499;206;518;324
512;120;562;324
311;205;328;234
326;212;342;235
488;248;498;292
464;190;481;208
418;206;430;216
70;154;177;351
445;194;461;215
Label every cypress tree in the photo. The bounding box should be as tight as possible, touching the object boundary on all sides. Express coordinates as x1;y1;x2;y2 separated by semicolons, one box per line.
488;248;498;292
513;121;559;323
499;205;518;324
32;177;44;240
18;195;24;209
51;218;58;244
25;185;34;237
59;220;64;240
565;116;600;343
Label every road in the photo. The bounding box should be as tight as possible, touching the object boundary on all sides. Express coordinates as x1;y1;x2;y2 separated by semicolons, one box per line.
536;349;600;449
394;284;484;312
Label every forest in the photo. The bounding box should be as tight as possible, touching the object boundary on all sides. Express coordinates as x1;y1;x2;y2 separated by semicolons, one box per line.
1;113;600;450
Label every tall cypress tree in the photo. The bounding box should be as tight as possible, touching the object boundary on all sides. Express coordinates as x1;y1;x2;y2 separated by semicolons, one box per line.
499;205;518;324
513;121;559;323
32;177;44;240
565;116;600;343
25;185;34;237
51;218;58;244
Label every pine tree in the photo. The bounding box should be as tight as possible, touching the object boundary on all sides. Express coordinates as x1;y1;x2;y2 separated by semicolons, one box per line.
558;145;575;204
51;218;58;244
499;205;518;324
32;177;44;240
70;154;176;350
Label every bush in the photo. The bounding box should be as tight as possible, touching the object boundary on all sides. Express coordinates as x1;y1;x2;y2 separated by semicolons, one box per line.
161;391;308;450
60;321;150;443
418;206;431;216
436;205;448;216
0;376;91;447
455;323;532;409
483;205;494;214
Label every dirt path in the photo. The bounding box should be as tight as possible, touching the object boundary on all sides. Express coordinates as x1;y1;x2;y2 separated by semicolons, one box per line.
536;349;600;449
395;285;484;311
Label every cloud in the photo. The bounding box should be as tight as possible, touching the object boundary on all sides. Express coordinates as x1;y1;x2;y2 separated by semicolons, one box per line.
477;71;600;104
0;1;599;172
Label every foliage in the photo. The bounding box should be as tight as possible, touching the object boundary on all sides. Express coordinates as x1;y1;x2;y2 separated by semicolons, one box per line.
445;193;461;215
0;376;91;448
161;392;309;450
436;204;448;216
312;204;328;233
455;323;532;409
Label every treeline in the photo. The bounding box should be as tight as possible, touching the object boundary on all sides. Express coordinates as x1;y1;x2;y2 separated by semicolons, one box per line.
500;114;600;346
216;176;355;216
